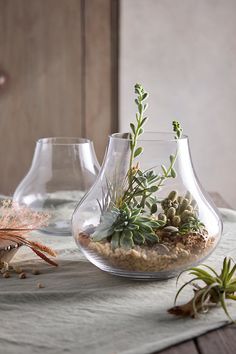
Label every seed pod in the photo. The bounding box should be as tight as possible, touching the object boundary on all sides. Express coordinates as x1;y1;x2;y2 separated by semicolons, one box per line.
167;207;176;218
168;190;178;202
172;215;181;227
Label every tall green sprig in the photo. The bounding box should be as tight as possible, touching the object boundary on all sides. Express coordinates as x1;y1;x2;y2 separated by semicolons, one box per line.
129;84;149;175
119;85;183;211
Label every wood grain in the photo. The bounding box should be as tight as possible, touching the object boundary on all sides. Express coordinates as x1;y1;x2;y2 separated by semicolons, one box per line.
0;0;119;194
155;341;199;354
196;326;236;354
84;0;119;162
0;0;82;194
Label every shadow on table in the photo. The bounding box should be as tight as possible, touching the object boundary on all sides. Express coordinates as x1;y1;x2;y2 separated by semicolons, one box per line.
0;259;170;303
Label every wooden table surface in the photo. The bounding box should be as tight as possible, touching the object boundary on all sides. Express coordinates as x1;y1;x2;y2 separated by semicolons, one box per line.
157;193;236;354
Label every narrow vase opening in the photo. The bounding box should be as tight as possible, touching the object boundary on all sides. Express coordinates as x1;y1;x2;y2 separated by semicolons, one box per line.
110;131;188;142
37;137;92;145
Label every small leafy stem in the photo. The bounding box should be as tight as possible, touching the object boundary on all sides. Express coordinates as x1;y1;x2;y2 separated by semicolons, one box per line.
156;120;183;189
129;84;149;185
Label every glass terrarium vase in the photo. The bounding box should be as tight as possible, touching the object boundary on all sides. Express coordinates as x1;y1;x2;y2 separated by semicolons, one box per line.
72;132;222;279
14;137;100;235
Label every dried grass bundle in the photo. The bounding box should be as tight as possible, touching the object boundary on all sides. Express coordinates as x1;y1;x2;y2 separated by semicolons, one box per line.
0;200;57;267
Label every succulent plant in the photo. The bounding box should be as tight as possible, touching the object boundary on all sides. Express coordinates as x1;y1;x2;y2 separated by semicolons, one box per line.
179;217;205;235
92;204;165;250
93;84;186;250
160;190;204;234
123;169;160;210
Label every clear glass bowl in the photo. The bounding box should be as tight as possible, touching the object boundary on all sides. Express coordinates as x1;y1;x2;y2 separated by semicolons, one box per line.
72;132;222;279
14;137;100;235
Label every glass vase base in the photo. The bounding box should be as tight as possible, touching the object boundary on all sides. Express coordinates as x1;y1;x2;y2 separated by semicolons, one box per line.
81;248;185;280
100;267;179;280
80;238;218;280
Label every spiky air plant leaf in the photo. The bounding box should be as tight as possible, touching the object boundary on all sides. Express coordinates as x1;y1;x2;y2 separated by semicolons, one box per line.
92;203;165;250
0;200;57;267
168;257;236;322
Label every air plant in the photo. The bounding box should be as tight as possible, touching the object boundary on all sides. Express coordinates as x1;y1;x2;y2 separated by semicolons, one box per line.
168;257;236;322
0;200;57;267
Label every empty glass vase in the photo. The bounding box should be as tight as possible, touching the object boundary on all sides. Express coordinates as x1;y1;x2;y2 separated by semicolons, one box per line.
14;137;100;235
72;132;222;279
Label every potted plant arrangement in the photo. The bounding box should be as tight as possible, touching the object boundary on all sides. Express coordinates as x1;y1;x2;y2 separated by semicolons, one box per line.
72;84;222;279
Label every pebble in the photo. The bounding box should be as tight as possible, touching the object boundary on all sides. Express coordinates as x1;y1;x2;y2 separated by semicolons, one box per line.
176;242;185;249
37;282;45;289
19;272;27;279
2;271;10;278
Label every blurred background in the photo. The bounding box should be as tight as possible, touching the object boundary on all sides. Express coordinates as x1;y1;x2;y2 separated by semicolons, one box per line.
120;0;236;209
0;0;235;208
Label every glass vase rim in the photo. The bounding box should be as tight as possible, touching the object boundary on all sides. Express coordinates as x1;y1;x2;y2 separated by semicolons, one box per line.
36;137;93;146
110;131;188;142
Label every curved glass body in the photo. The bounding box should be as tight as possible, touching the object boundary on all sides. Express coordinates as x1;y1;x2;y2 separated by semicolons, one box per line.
14;137;100;235
72;132;222;279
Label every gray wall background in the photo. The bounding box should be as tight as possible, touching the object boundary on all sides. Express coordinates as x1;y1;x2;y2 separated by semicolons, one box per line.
119;0;236;208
